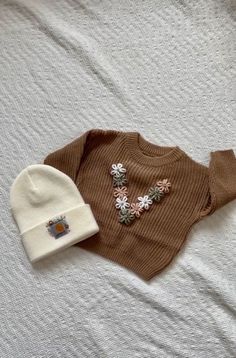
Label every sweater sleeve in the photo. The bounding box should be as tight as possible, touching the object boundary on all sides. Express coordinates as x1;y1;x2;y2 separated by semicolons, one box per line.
200;149;236;217
44;130;91;182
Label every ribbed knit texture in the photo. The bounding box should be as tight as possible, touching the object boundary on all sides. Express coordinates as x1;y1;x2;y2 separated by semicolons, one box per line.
44;130;236;280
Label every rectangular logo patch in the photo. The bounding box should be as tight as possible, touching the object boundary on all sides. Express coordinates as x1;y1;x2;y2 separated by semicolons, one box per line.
46;216;70;239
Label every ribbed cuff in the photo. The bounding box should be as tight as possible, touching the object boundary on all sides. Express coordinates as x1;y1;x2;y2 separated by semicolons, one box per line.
210;149;236;210
21;205;99;263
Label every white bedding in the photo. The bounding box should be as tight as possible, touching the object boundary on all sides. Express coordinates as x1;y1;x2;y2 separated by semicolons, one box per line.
0;0;236;357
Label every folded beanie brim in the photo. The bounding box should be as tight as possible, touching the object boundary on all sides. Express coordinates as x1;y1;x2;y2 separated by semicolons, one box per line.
21;205;99;263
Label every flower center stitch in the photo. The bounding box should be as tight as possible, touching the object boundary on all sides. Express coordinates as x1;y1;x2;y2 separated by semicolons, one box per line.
55;223;65;233
110;163;171;225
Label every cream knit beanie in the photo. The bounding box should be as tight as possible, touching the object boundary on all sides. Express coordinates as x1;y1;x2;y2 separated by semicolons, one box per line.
10;164;99;262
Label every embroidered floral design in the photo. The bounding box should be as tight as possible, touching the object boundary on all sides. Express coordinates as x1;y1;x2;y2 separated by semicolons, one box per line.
110;163;171;224
148;186;164;202
119;208;135;225
156;179;171;193
130;203;143;218
46;215;70;239
110;163;126;176
115;196;130;210
113;173;127;187
113;186;128;198
138;195;153;210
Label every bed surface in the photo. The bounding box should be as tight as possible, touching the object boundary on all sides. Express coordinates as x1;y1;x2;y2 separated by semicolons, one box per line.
1;1;236;357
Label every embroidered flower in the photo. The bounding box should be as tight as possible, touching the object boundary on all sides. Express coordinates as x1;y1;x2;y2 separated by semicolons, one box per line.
130;203;143;218
113;173;127;187
156;179;171;193
115;196;130;210
138;195;153;210
119;208;135;225
113;186;128;198
148;186;164;202
110;164;172;223
110;163;126;176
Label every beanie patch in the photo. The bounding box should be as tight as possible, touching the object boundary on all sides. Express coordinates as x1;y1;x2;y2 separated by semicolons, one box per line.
46;216;70;239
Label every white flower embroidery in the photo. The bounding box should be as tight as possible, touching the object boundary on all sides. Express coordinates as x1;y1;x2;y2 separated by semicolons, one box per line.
115;196;130;210
110;163;126;176
138;195;153;210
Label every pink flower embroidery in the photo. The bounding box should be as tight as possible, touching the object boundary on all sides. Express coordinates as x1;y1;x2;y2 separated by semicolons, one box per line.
130;203;143;218
113;186;128;198
156;179;171;193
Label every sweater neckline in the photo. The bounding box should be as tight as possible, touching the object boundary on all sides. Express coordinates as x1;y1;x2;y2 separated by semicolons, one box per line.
125;132;185;167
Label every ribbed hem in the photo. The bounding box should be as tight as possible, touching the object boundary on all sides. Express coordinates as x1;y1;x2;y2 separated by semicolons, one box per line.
79;241;167;280
124;132;185;167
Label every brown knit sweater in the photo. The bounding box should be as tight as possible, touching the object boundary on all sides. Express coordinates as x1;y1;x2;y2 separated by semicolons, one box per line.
44;130;236;280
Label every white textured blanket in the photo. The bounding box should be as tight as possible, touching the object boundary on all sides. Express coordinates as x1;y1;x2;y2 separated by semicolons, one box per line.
1;1;235;357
